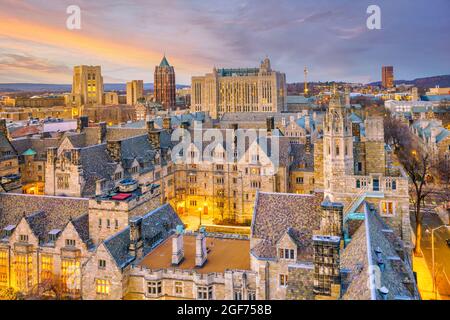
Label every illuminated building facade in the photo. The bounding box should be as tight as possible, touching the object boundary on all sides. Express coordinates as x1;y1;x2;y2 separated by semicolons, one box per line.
191;58;287;119
71;65;104;106
154;56;176;110
382;66;394;89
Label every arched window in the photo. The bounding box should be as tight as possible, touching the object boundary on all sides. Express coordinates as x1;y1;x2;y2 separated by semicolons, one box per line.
336;145;340;156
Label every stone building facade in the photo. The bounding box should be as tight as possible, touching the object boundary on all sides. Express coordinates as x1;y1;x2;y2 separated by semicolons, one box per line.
71;65;104;106
191;58;287;119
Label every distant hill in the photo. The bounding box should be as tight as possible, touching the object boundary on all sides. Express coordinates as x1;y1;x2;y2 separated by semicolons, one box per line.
368;75;450;89
0;83;189;93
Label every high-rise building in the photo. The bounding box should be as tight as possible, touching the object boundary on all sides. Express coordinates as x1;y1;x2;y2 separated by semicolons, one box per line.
71;65;104;105
126;80;144;105
382;66;394;89
154;55;176;110
191;57;287;119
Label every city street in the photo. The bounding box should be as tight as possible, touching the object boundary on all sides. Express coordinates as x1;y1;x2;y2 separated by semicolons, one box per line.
412;202;450;299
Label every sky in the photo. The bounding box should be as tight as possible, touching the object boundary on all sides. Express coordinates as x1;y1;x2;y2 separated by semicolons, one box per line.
0;0;449;85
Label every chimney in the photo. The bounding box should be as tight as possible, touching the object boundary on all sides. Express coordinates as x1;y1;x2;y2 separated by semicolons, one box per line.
319;199;344;239
0;118;9;140
163;117;172;131
172;225;185;265
77;116;88;133
305;115;311;132
107;140;122;162
147;120;161;150
352;123;361;141
98;122;107;144
129;216;143;260
195;228;207;267
95;179;105;196
313;235;341;299
305;135;312;153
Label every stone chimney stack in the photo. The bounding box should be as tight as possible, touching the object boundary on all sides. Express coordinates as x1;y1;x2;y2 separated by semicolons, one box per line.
106;140;122;162
163;117;172;131
319;199;344;239
305;135;312;154
172;225;185;265
147;120;161;150
77;116;89;133
129;216;143;260
95;178;105;196
313;235;341;299
195;228;207;267
98;122;107;144
305;114;311;132
0;118;9;140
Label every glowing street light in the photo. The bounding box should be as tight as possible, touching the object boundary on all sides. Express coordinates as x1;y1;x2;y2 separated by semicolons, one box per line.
425;224;450;299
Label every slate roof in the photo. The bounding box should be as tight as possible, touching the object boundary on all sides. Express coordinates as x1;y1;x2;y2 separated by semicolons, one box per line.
0;193;89;244
103;203;182;269
78;144;118;197
0;132;17;161
251;192;323;260
12;136;60;160
341;202;420;300
289;143;314;172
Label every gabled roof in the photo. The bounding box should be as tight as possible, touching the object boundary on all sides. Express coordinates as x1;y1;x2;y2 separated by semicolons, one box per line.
0;193;89;244
341;202;420;300
251;192;323;260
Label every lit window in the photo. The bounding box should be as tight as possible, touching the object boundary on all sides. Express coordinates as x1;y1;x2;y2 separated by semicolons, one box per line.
41;255;53;281
381;201;394;215
0;250;8;284
279;274;288;287
96;279;110;295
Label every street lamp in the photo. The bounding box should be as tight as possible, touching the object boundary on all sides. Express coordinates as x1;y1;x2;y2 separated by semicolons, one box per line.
425;224;450;299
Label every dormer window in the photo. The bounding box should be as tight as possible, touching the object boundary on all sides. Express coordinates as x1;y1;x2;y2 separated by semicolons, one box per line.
48;229;61;242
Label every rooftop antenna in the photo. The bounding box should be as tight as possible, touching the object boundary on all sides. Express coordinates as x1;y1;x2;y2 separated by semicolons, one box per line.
304;66;309;96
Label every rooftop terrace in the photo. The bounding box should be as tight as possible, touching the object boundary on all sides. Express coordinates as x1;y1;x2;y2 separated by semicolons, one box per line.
139;234;250;274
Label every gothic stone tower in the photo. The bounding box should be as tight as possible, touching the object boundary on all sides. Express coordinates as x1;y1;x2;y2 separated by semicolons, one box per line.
154;55;176;110
323;91;354;199
364;116;386;175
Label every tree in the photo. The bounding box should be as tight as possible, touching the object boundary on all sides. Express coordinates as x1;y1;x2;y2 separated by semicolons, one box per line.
384;116;434;255
399;147;433;256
